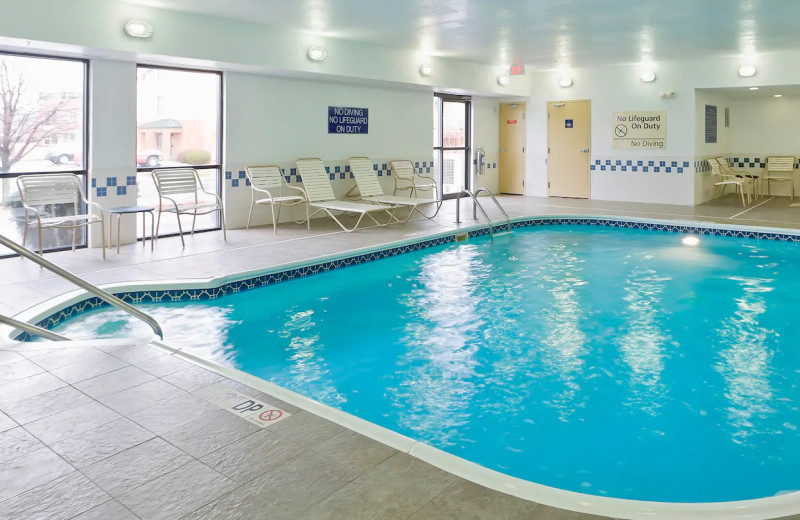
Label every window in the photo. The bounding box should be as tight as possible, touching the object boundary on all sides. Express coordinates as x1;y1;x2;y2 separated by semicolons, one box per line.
433;94;471;199
136;66;222;238
0;53;88;257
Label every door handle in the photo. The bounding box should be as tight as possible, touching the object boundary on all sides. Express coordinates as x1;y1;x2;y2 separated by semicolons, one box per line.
579;148;590;153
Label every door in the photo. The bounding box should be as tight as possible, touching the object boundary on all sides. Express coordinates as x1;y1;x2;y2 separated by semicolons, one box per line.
499;103;526;194
434;94;471;199
547;100;591;198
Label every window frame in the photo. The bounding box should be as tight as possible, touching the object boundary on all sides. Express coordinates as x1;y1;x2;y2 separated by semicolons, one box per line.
0;51;90;259
433;93;472;200
135;64;224;238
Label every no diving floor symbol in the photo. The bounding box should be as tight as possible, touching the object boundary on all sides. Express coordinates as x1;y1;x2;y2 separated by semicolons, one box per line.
204;388;291;428
615;124;628;137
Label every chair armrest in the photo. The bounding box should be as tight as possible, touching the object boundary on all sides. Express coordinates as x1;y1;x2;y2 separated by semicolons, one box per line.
86;200;105;218
286;184;307;198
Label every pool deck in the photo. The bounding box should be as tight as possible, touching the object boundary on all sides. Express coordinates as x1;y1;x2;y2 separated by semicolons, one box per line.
2;194;800;520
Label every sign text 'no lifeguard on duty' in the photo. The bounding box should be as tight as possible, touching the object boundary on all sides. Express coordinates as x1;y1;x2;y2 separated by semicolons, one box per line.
328;106;369;134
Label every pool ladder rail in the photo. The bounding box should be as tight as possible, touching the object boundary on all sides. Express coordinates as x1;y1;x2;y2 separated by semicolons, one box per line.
454;188;512;237
0;232;163;342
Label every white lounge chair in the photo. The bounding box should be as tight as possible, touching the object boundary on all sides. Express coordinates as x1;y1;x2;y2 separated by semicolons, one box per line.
390;160;438;198
16;174;106;258
244;165;308;234
716;157;761;198
764;156;795;199
708;158;750;206
296;158;395;232
347;157;442;223
152;168;226;247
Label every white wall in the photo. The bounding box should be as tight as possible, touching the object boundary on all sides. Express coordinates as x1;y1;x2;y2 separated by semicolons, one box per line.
224;72;435;228
693;90;734;203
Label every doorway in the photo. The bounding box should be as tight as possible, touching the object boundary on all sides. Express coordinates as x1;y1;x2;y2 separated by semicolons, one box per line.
499;102;526;194
547;100;591;198
434;94;471;199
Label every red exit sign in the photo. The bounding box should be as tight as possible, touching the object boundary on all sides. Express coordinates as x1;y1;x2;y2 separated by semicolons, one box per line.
510;64;525;76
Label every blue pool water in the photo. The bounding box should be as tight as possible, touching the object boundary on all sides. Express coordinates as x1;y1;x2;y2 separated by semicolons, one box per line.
54;225;800;503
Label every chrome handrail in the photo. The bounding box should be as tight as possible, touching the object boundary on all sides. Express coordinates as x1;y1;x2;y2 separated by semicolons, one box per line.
0;314;69;341
454;189;512;237
473;188;512;233
0;233;163;340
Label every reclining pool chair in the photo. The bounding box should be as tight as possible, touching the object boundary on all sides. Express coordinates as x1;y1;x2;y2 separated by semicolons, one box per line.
708;158;750;206
244;165;308;234
716;157;761;198
295;158;395;232
347;157;442;223
390;160;438;198
16;173;106;258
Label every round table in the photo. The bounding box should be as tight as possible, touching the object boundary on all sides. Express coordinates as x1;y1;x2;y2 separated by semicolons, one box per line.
108;206;155;254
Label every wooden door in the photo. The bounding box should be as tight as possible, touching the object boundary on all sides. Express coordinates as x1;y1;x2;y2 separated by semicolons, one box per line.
547;100;591;198
499;103;526;194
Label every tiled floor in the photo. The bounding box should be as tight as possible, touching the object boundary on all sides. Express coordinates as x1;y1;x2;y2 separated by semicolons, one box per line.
3;194;800;519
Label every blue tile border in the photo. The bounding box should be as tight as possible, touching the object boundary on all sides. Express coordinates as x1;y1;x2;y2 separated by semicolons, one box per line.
16;217;800;341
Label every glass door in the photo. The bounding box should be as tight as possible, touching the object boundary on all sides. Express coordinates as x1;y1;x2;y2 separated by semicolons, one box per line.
433;94;471;199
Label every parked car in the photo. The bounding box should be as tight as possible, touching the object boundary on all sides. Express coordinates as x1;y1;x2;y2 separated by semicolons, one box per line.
45;150;81;165
137;150;162;167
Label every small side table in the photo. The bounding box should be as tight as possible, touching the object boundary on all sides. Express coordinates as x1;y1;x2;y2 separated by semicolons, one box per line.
108;206;155;254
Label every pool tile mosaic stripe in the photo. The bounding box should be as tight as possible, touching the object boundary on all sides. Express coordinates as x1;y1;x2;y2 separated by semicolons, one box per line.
17;217;800;341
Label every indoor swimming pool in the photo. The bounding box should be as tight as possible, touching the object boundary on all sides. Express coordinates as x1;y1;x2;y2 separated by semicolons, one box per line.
46;223;800;504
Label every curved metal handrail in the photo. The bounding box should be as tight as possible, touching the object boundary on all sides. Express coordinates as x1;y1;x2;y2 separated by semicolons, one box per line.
454;189;512;237
473;188;512;233
0;233;163;340
0;314;69;341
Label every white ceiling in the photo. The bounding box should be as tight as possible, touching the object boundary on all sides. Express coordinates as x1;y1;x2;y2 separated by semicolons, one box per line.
121;0;800;69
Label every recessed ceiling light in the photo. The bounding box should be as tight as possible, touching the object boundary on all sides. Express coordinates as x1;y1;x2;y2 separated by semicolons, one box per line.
774;94;783;98
640;70;656;83
419;64;435;77
123;19;153;38
738;64;757;77
749;87;759;90
306;47;328;62
558;77;573;88
497;75;510;87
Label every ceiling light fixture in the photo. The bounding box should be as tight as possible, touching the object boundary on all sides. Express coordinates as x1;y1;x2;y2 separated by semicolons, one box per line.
749;86;759;90
123;19;153;39
419;64;435;77
306;46;328;62
640;70;656;83
497;75;510;87
558;77;573;88
738;64;757;77
774;94;783;98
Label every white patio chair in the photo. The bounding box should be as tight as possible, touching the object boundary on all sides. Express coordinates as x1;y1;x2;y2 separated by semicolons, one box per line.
708;158;750;206
296;158;395;232
346;157;442;223
716;157;761;198
764;156;796;199
244;165;308;234
390;160;438;198
16;174;105;258
152;168;226;247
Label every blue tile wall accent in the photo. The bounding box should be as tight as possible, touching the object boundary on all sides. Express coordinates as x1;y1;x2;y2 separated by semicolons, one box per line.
232;179;239;187
126;176;137;186
238;171;246;179
91;178;96;188
592;158;690;174
116;186;126;196
96;187;107;197
19;215;800;341
225;171;232;179
106;177;117;187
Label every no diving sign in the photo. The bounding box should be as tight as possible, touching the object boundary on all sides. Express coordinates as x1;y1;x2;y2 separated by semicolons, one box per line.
613;110;666;149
